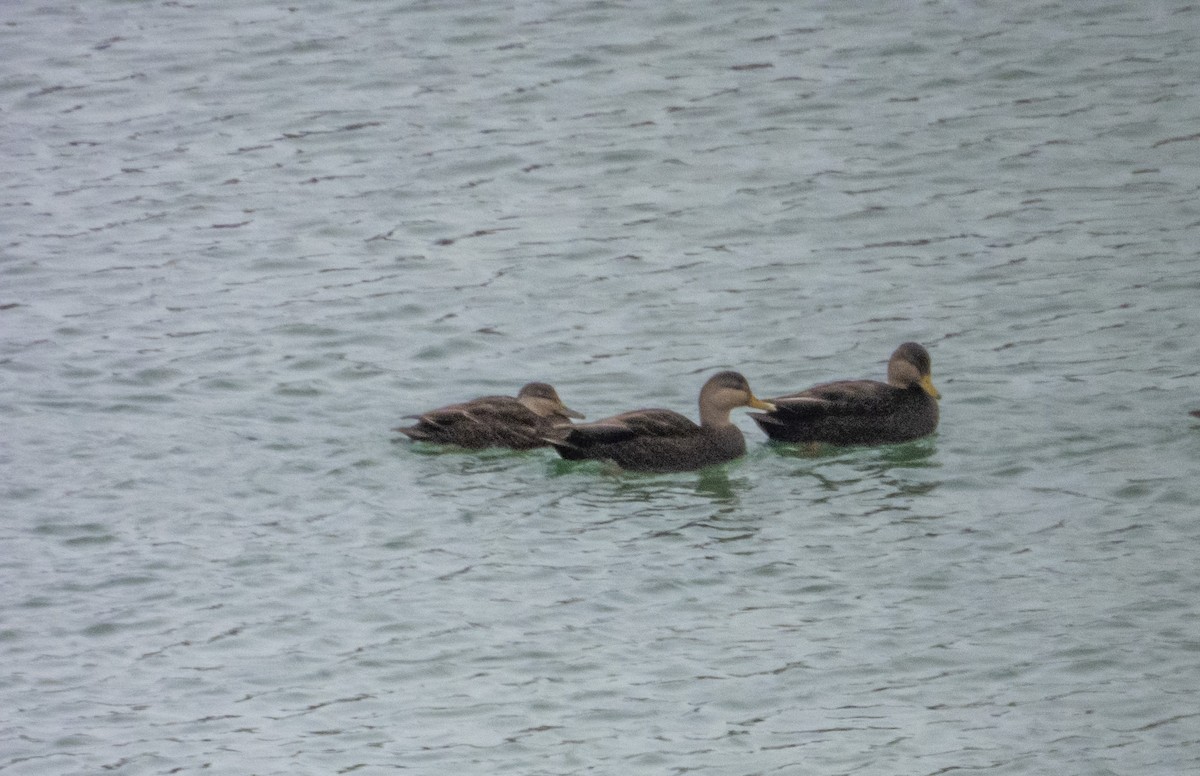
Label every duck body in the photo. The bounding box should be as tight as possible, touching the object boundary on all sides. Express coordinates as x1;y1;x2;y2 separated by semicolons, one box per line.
550;408;749;472
751;342;940;446
752;379;938;445
547;371;774;472
395;382;582;450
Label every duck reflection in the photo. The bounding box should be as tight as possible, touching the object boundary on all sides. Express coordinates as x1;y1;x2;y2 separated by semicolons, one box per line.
767;437;942;501
547;457;745;505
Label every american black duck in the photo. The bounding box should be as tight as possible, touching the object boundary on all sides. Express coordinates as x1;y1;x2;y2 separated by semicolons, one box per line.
751;342;940;446
395;382;583;450
546;371;774;472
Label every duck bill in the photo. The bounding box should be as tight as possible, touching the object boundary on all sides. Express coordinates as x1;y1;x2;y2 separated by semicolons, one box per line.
562;406;586;420
920;374;941;400
748;395;776;412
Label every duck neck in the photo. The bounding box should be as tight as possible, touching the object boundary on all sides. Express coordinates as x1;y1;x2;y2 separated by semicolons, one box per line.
698;403;733;428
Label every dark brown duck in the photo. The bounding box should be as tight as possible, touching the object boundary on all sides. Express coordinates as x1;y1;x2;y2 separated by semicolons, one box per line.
546;371;774;472
751;342;940;446
395;382;583;450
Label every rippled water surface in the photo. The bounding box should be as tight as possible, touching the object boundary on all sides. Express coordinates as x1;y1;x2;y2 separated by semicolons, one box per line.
4;1;1200;774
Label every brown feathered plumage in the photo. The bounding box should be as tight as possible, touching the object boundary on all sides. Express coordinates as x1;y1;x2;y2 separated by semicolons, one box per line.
395;382;583;450
546;371;774;472
751;342;940;446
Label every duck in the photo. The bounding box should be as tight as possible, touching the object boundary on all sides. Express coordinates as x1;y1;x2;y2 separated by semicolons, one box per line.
750;342;940;446
545;371;775;472
395;382;584;450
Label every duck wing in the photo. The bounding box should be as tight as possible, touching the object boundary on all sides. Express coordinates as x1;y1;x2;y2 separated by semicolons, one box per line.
413;396;532;427
548;408;701;454
557;408;701;445
396;396;547;448
766;380;896;419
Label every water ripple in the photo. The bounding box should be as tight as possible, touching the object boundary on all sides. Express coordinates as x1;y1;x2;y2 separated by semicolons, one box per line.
3;1;1200;774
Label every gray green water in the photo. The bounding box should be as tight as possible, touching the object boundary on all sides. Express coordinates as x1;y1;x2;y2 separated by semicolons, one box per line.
3;1;1200;774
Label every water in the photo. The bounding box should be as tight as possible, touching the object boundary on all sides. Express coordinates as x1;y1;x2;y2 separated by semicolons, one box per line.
3;1;1200;773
